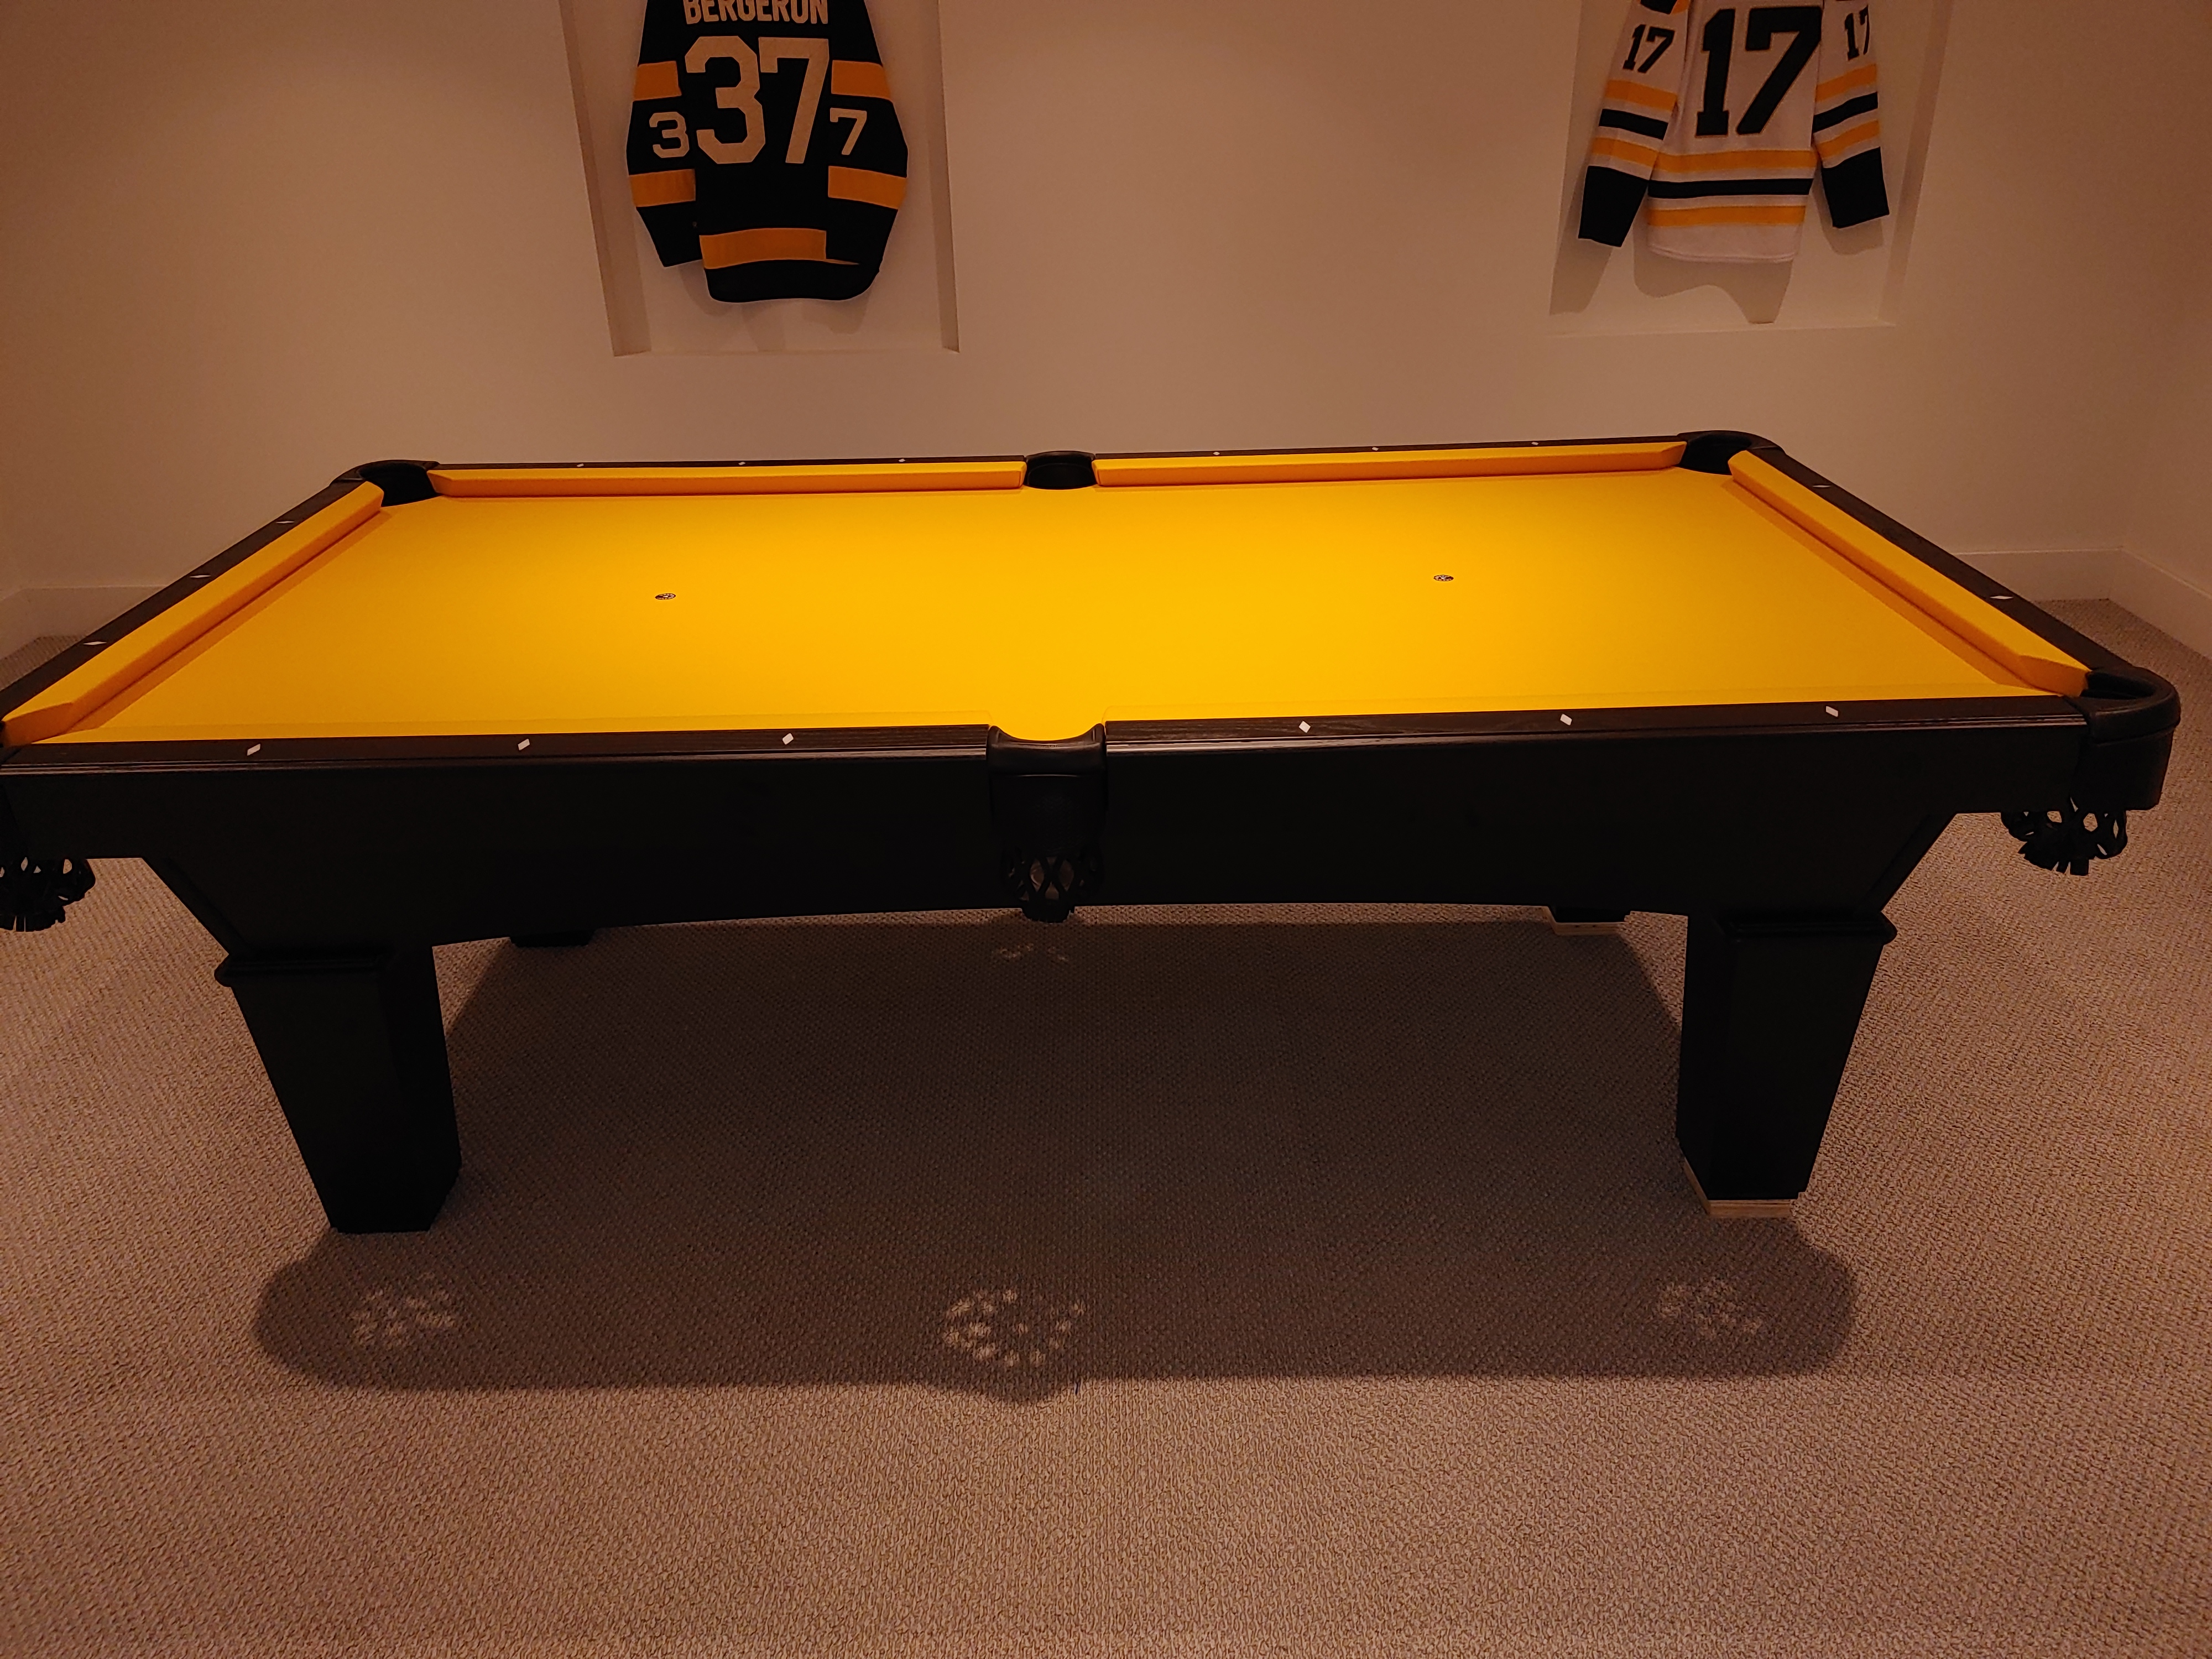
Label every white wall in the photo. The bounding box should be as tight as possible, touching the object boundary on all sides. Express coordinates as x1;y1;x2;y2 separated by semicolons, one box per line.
1;0;2209;643
2118;288;2212;653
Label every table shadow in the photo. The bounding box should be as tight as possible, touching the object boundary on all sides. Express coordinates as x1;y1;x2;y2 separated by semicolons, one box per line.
254;912;1855;1395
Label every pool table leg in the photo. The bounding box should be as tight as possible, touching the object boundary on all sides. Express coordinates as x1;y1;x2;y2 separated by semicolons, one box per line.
215;948;460;1233
1676;912;1897;1219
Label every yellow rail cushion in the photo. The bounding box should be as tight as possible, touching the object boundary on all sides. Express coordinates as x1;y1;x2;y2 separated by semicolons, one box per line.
1093;441;1687;488
1727;453;2088;697
4;484;386;747
427;461;1027;498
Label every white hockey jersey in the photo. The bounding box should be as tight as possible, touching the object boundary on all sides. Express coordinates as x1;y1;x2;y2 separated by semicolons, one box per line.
1579;0;1888;263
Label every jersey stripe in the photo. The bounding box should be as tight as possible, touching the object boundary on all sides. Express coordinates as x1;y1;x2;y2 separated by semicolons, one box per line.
1646;204;1808;227
1599;109;1671;140
700;227;860;268
1814;62;1879;101
1602;77;1678;111
1812;93;1879;132
630;170;697;207
1816;119;1880;160
633;60;681;101
1653;147;1816;173
825;166;907;210
1590;136;1662;168
830;59;893;98
1646;176;1814;199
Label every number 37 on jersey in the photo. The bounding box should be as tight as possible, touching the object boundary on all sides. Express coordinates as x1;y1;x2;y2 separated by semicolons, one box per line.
625;0;910;304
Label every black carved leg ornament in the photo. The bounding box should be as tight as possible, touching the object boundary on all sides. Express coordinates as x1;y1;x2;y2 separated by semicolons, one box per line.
1004;848;1100;924
2001;802;2127;877
0;791;95;932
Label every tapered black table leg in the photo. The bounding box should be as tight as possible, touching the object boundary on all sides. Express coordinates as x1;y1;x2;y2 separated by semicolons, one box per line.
215;947;459;1232
1676;911;1896;1218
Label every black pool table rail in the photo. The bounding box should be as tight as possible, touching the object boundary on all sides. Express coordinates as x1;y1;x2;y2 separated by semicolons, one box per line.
0;431;2179;807
0;692;2095;772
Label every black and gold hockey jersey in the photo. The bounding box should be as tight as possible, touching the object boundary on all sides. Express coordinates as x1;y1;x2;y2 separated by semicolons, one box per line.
1579;0;1888;263
628;0;907;303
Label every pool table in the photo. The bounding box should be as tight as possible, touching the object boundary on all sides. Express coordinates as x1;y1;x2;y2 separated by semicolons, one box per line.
0;432;2179;1232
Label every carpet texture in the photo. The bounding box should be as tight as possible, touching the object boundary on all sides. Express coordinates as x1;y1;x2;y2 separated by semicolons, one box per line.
2;603;2207;1657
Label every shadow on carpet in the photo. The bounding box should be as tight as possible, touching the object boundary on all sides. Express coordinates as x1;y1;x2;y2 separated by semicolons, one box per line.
256;913;1853;1392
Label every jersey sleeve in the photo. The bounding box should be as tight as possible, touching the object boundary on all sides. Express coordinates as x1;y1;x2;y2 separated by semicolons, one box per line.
1578;0;1691;247
822;55;907;209
1813;1;1890;228
820;1;908;275
627;0;701;268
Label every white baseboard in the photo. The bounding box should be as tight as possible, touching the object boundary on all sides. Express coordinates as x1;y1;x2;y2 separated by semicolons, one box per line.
1955;548;2120;602
1957;548;2212;659
2110;552;2212;661
0;584;165;661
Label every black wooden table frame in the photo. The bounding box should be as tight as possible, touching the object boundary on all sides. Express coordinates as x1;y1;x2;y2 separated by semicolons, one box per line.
0;432;2179;1230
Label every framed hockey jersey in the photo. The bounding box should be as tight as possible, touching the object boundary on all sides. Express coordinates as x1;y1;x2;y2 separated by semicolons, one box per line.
627;0;909;303
1578;0;1889;263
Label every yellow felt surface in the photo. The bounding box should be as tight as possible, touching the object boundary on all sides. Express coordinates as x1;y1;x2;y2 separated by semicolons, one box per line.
1727;454;2088;695
427;461;1026;497
30;467;2054;745
2;485;385;747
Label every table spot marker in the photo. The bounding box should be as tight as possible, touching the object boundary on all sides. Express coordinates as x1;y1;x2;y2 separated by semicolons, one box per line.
246;743;262;756
782;732;795;745
1825;705;1840;717
517;739;531;751
1297;721;1311;733
1559;714;1573;726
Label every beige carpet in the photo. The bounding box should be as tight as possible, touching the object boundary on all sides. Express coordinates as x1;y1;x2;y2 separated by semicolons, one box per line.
2;602;2206;1657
